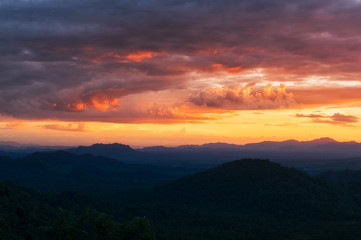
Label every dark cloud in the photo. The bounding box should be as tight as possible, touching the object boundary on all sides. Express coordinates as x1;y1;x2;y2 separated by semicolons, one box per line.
1;0;361;122
295;113;325;118
296;112;359;125
331;112;359;123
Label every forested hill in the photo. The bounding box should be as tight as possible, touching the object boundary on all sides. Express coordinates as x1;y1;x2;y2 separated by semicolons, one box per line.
0;151;191;196
110;159;361;240
128;159;346;218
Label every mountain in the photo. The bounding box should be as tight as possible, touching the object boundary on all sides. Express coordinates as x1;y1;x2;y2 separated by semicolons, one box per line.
0;151;189;196
67;143;223;169
0;142;74;158
67;143;152;164
3;138;361;174
116;159;361;240
309;137;338;143
128;159;344;218
3;155;361;240
140;137;361;154
139;138;361;173
69;143;135;155
25;150;123;172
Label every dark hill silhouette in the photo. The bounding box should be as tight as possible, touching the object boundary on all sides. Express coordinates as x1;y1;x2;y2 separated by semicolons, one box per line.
140;137;361;154
309;137;338;143
319;168;361;184
200;142;240;149
0;151;187;196
70;143;135;155
132;159;345;218
112;159;361;240
25;150;123;172
68;143;134;155
67;143;152;164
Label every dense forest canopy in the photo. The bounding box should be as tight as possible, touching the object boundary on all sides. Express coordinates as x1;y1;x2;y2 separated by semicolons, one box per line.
3;157;361;239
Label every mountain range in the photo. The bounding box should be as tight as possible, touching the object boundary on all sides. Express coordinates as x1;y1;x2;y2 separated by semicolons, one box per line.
2;137;361;177
65;138;361;174
3;148;361;239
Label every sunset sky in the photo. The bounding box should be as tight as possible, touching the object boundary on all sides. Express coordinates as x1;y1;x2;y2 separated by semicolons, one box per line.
1;0;361;146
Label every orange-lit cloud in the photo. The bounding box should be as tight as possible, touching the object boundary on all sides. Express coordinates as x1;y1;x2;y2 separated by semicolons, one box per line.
42;123;86;132
48;89;123;113
40;96;211;123
124;51;165;62
189;83;296;110
91;50;166;63
91;52;121;63
87;95;119;112
136;104;211;123
210;63;244;73
1;122;24;130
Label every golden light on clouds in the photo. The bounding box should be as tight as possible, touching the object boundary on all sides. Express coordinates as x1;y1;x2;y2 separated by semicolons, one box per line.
1;103;361;146
3;0;361;145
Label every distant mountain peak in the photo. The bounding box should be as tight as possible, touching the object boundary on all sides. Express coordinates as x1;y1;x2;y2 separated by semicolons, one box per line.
309;137;337;143
67;143;139;162
27;150;74;158
87;143;135;151
91;143;131;147
281;139;299;144
201;142;239;148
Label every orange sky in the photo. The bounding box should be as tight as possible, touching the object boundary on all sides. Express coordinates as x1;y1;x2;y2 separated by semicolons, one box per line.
1;81;361;147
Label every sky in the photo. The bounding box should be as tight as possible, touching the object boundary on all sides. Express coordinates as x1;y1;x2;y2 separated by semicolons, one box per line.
1;0;361;146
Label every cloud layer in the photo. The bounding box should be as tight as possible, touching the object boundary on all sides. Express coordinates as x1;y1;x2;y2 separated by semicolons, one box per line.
1;0;361;122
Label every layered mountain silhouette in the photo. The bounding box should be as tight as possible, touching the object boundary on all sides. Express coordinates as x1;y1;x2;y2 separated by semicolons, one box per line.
67;143;153;165
2;137;361;177
0;138;347;173
140;137;361;154
0;151;187;196
139;138;361;173
69;143;135;155
3;154;361;239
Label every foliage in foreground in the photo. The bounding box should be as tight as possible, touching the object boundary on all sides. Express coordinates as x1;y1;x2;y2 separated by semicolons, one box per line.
0;182;154;240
